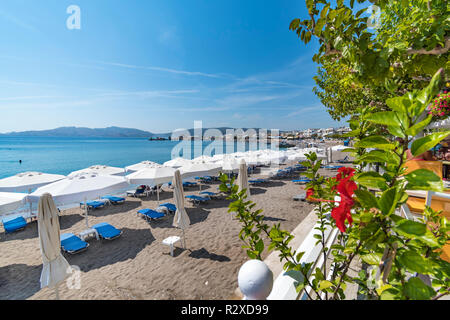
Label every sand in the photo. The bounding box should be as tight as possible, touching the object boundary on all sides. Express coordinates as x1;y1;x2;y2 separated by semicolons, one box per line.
0;150;350;300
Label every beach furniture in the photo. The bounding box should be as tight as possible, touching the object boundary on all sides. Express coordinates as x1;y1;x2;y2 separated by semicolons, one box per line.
60;233;89;254
199;191;219;198
162;236;181;257
248;179;267;185
101;196;125;204
293;192;307;201
92;222;122;240
323;165;344;170
126;187;147;197
79;228;100;241
185;195;210;204
157;203;177;214
2;216;27;233
137;208;166;221
183;181;198;188
292;179;312;184
80;200;107;210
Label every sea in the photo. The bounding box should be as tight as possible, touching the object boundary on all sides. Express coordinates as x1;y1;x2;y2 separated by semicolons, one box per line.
0;137;273;179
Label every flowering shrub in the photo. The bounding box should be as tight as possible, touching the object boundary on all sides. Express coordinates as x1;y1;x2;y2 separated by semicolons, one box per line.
222;69;450;300
428;92;450;120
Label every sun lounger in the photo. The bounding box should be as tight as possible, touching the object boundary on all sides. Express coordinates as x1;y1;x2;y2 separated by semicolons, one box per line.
157;203;177;214
2;216;27;234
126;187;147;197
199;191;219;198
80;200;107;210
102;196;125;204
186;195;210;204
137;209;166;221
292;179;312;184
92;222;122;240
249;179;267;185
183;181;198;188
60;233;89;254
323;165;344;170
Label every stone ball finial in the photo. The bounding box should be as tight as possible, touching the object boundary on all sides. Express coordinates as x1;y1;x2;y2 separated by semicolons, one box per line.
238;260;273;300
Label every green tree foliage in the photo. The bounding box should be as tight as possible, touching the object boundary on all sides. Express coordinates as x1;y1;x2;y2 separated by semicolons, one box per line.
290;0;449;119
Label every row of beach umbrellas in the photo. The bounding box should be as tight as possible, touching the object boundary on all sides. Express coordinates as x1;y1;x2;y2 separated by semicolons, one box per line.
0;147;326;216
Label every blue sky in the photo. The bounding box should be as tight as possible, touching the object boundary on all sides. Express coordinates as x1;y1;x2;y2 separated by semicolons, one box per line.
0;0;352;133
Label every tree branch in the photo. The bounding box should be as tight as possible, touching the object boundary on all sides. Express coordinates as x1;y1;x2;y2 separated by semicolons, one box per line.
407;37;450;56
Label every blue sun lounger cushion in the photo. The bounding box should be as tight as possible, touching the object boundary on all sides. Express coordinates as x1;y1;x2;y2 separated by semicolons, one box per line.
92;222;122;240
138;209;165;220
183;181;197;187
185;195;210;204
61;233;89;254
102;196;125;204
292;179;312;184
2;216;27;234
81;200;106;210
249;179;267;184
158;203;177;213
199;191;218;197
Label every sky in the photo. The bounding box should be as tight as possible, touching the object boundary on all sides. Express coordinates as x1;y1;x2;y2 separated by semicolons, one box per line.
0;0;353;133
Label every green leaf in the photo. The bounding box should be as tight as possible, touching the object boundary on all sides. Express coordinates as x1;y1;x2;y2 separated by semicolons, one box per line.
411;131;450;157
403;277;435;300
354;189;379;209
380;288;401;300
360;253;382;265
356;172;388;190
416;68;445;106
386;96;409;113
394;220;439;247
405;115;433;137
404;169;444;192
397;251;432;275
354;136;396;151
255;239;264;254
318;280;333;291
394;219;427;237
365;111;401;127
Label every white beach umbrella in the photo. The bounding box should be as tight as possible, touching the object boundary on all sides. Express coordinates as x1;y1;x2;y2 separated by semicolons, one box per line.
0;172;66;193
28;173;129;228
163;157;193;168
0;192;27;215
68;165;125;177
179;162;222;180
125;160;161;173
37;193;71;300
192;155;214;163
221;157;241;173
237;159;250;199
172;170;190;248
126;166;176;204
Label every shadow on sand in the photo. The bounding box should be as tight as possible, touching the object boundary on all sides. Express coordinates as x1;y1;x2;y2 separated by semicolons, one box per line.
62;227;155;273
188;248;231;262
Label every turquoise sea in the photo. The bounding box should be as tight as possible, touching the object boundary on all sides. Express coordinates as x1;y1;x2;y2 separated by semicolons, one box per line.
0;137;267;179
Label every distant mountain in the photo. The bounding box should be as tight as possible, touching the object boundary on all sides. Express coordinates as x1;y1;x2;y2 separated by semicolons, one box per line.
0;126;277;138
0;126;157;138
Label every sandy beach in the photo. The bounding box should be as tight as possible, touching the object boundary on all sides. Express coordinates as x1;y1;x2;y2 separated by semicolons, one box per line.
0;150;349;300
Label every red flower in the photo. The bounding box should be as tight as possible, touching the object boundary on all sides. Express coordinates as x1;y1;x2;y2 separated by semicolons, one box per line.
336;167;356;181
306;188;315;200
331;176;357;232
